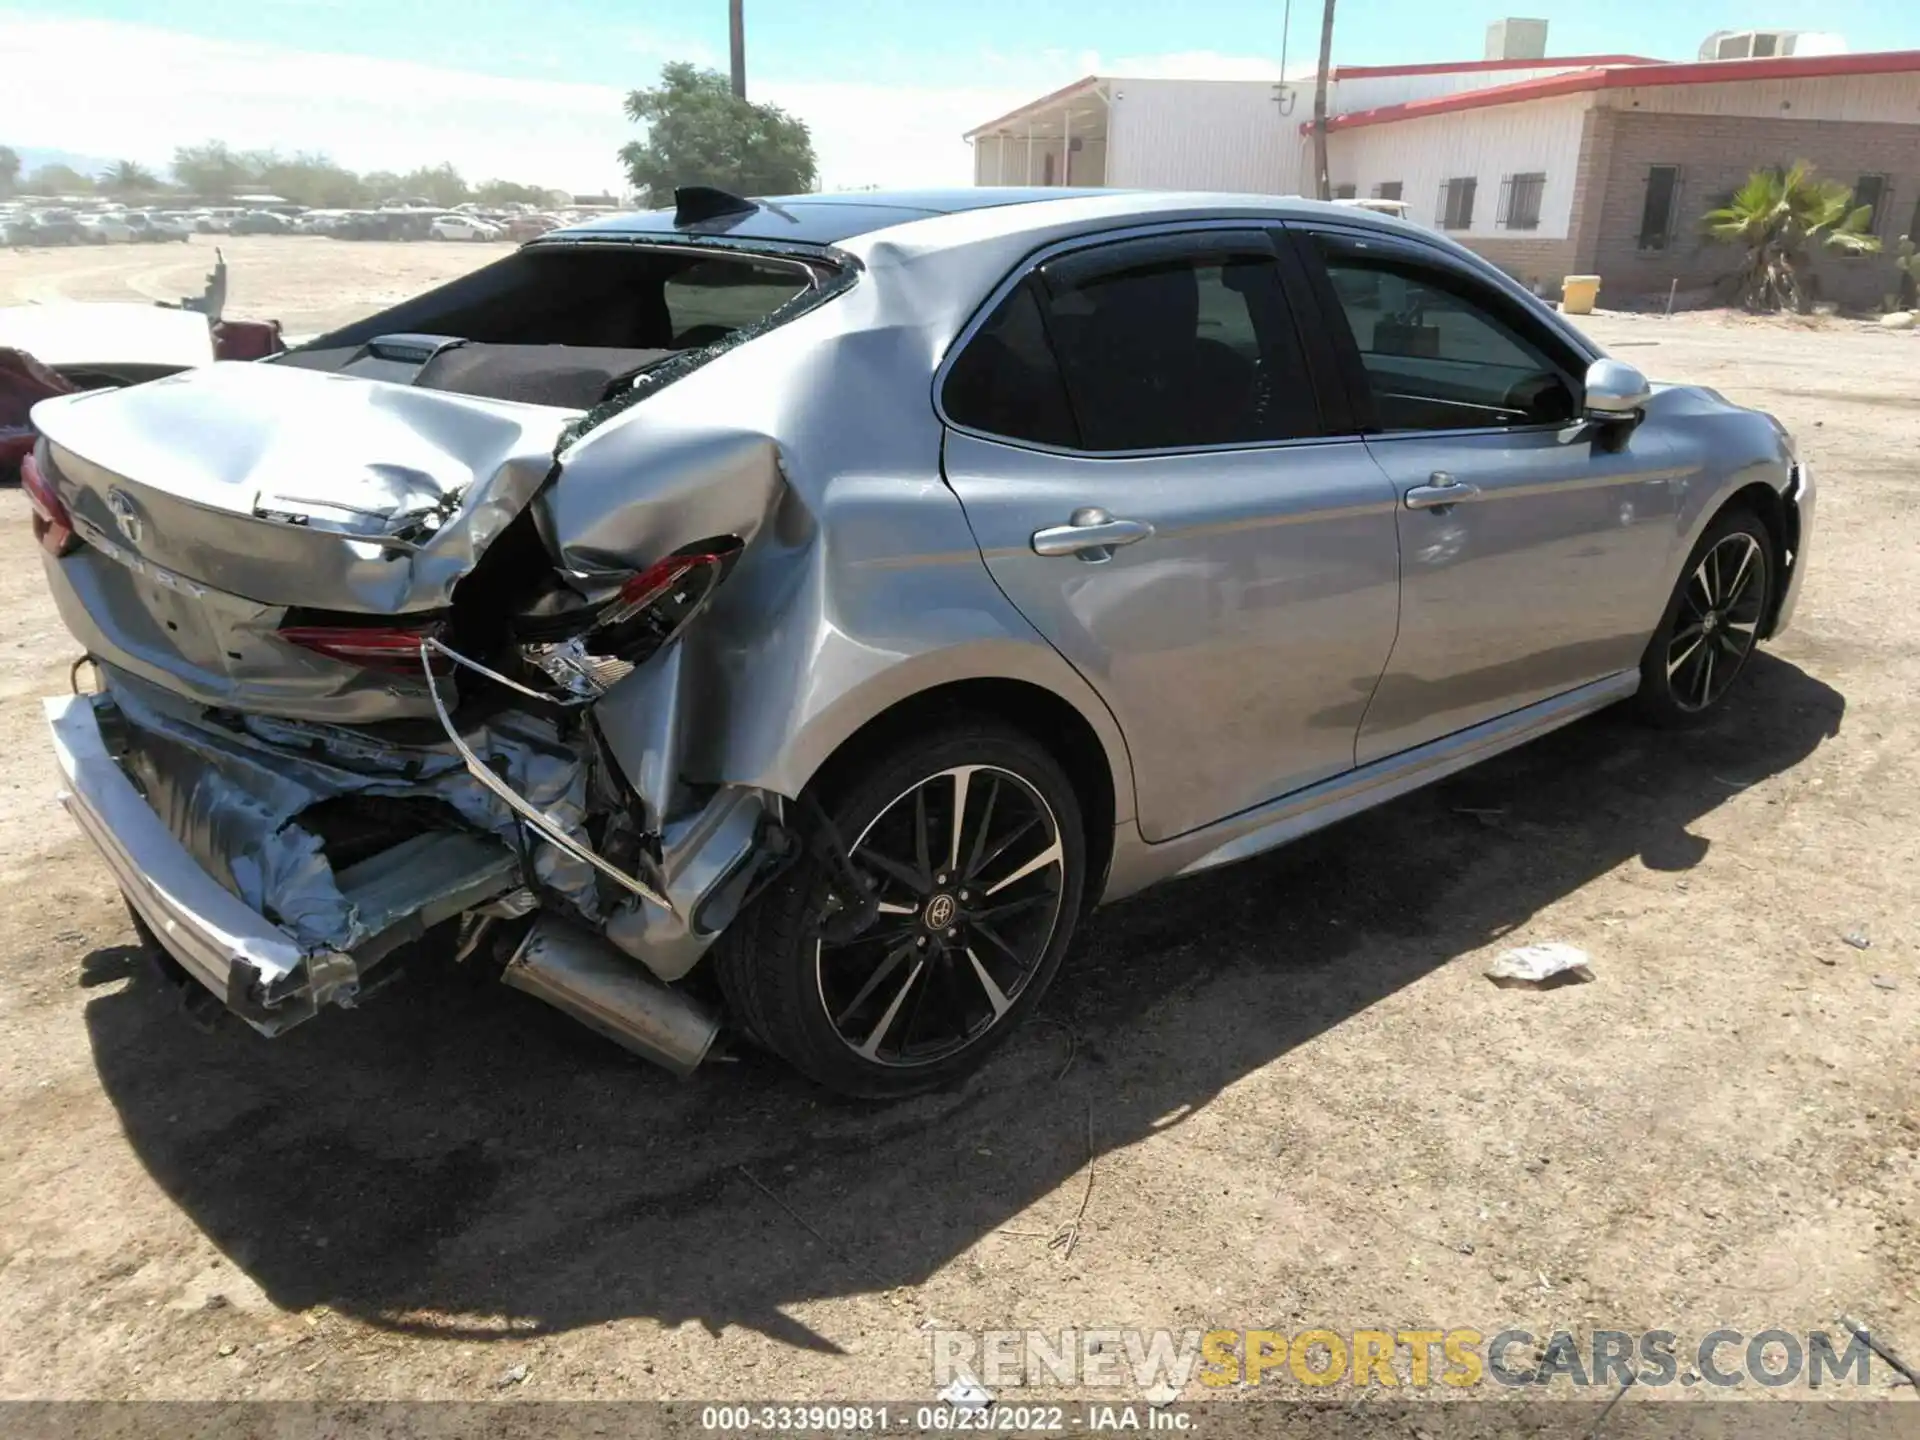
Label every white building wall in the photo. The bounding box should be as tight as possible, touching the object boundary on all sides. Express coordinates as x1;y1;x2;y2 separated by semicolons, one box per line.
1328;94;1591;238
1106;79;1308;194
1599;71;1920;123
1332;65;1630;115
1070;137;1108;186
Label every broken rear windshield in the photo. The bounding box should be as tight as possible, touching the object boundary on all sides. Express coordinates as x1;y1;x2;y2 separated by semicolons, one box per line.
291;243;820;355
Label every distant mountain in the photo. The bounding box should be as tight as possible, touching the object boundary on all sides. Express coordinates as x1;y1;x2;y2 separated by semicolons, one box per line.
8;146;129;183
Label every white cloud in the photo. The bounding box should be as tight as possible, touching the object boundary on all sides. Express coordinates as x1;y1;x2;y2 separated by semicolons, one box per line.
0;12;1285;195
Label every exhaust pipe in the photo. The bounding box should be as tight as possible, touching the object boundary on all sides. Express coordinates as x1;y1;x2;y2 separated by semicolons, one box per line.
502;917;720;1076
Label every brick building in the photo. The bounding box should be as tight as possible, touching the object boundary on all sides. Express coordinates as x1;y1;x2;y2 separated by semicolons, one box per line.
967;24;1920;308
1328;49;1920;306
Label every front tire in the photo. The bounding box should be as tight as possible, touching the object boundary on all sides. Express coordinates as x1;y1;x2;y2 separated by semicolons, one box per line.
1635;505;1773;726
715;718;1086;1099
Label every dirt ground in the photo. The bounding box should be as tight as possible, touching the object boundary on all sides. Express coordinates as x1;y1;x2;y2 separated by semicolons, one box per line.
0;239;1916;1414
0;233;516;337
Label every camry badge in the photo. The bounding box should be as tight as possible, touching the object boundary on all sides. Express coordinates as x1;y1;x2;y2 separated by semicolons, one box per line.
106;489;144;546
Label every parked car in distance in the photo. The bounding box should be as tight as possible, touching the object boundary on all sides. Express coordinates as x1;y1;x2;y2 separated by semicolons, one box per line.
505;214;562;242
76;214;138;244
429;214;503;241
121;213;190;244
227;210;291;235
20;211;88;245
138;212;195;242
31;188;1812;1098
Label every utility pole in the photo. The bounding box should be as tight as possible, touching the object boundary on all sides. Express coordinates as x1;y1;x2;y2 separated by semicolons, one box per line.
1311;0;1335;200
729;0;747;99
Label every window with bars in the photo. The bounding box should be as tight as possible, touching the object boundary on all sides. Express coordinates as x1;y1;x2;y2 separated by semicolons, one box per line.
1438;177;1477;230
1372;181;1403;201
1852;174;1890;236
1498;172;1546;231
1637;165;1682;251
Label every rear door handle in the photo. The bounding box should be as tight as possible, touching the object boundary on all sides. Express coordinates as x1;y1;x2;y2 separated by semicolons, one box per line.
1031;507;1155;561
1404;471;1482;511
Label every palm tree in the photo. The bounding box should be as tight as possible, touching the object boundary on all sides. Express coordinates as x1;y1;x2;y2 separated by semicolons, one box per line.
98;159;160;197
1703;161;1881;313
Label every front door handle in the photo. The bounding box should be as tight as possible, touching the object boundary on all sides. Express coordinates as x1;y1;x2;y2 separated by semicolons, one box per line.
1405;471;1483;511
1031;506;1155;561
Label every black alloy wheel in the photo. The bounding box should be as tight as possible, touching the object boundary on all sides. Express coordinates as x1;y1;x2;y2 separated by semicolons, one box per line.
714;719;1086;1098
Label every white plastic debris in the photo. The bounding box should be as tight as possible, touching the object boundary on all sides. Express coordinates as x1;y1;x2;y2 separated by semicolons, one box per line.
1486;943;1594;988
938;1377;993;1410
1879;311;1916;330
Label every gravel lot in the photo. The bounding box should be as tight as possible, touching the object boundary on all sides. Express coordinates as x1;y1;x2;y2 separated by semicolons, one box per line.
0;237;1915;1412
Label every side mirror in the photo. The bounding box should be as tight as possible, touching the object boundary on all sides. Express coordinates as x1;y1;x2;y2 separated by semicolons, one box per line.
1583;357;1651;422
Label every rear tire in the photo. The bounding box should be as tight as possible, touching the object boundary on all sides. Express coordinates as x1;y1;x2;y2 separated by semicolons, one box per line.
714;718;1085;1099
1634;505;1774;727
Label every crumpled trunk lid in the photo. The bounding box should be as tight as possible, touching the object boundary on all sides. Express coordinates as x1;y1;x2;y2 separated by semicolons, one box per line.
33;359;572;614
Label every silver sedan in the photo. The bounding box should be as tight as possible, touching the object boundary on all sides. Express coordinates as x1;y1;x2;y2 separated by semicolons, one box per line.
31;187;1810;1096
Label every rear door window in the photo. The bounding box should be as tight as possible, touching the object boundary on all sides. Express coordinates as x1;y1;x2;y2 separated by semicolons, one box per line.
1036;233;1320;452
941;278;1080;449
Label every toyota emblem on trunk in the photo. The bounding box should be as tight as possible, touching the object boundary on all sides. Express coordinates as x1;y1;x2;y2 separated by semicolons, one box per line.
106;489;143;545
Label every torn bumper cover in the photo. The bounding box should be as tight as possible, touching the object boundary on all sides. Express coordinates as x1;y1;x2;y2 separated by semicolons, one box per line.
44;661;782;1043
44;665;595;1032
49;687;353;1032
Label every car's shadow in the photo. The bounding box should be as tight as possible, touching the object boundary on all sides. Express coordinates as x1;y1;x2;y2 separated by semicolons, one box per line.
83;654;1843;1351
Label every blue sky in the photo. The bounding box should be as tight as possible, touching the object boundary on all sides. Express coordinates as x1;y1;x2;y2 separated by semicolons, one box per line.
6;2;1916;192
37;0;1918;86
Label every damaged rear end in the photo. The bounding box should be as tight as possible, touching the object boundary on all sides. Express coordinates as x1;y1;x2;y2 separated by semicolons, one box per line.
35;229;845;1070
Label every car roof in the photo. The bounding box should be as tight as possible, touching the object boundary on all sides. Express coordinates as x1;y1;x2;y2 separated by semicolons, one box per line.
553;188;1125;246
549;187;1419;249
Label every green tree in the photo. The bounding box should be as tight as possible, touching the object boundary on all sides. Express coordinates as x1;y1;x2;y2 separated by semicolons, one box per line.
476;178;563;206
620;62;816;198
171;141;251;200
98;160;161;197
0;146;19;196
25;163;94;195
1703;161;1882;313
361;171;405;205
396;162;469;207
251;151;367;208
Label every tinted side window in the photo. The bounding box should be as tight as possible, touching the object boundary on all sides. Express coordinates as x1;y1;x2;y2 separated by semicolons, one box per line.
941;279;1079;449
1038;241;1319;452
1317;246;1576;431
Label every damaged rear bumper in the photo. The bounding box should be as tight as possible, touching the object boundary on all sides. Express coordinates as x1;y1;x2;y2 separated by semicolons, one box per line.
44;667;782;1055
45;679;531;1034
48;690;346;1031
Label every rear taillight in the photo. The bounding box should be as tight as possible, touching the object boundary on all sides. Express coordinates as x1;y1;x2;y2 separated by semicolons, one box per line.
280;622;450;676
21;452;79;558
602;550;725;627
